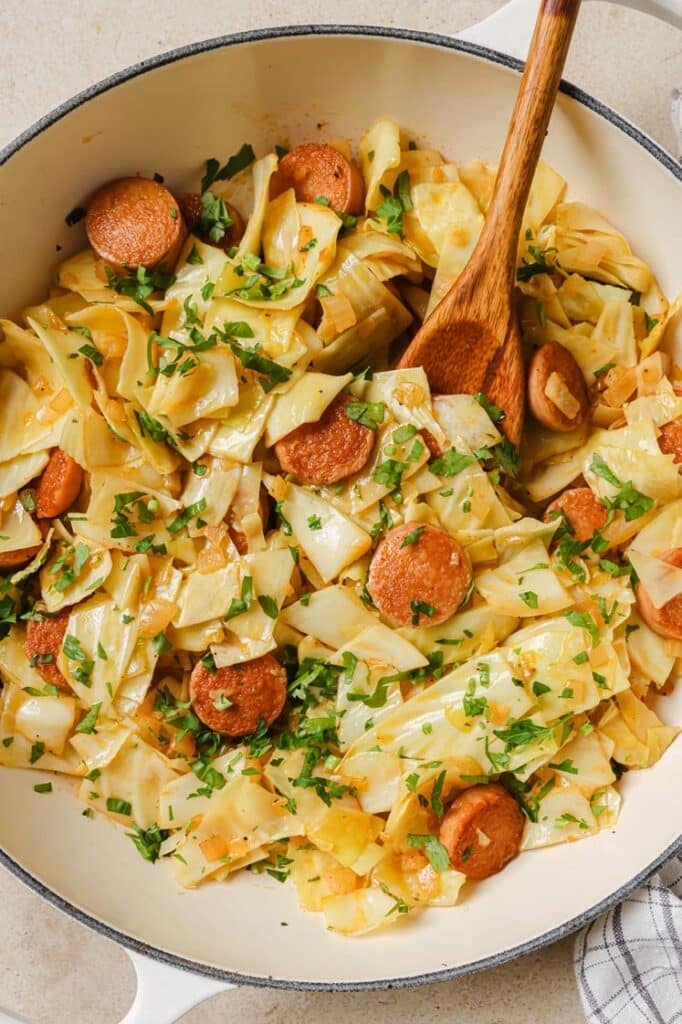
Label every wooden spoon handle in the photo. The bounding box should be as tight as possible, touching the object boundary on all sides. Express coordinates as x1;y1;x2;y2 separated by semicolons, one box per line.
471;0;581;297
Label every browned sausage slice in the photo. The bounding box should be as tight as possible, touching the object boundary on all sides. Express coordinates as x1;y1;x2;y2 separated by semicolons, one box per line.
636;548;682;641
544;486;608;543
0;546;42;571
367;522;472;628
528;342;589;432
85;177;185;271
189;653;287;737
270;143;365;215
274;393;375;486
439;783;525;879
35;449;84;519
658;418;682;471
178;193;245;252
25;610;70;690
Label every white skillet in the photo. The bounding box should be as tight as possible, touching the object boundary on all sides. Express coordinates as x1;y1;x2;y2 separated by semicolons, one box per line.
0;1;681;1021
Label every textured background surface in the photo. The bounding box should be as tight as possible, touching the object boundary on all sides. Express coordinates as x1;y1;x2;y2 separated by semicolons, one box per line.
0;1;680;1021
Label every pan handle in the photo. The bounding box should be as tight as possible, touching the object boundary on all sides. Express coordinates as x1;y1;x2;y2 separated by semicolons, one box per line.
118;951;234;1024
0;950;233;1024
458;0;681;60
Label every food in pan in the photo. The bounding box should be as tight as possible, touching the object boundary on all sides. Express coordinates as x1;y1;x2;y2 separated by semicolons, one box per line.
0;119;679;935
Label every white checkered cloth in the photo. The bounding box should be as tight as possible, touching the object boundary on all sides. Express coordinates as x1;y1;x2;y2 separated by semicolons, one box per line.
574;855;682;1024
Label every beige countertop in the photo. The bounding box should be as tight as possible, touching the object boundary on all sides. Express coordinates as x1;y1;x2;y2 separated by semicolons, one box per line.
0;2;680;1022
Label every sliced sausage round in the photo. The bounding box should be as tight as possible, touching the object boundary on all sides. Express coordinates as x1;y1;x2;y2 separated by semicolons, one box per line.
527;342;589;432
35;449;84;519
189;653;287;738
85;177;185;272
367;521;472;628
270;143;365;215
544;487;608;543
636;548;682;641
25;610;70;690
658;418;682;471
178;193;245;252
0;546;41;571
274;393;375;486
439;783;525;880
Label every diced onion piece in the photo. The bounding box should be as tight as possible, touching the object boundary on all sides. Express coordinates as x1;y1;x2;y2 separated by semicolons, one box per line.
544;371;581;419
320;293;357;337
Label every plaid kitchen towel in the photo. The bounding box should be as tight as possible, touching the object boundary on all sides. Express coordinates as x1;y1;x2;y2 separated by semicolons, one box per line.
574;856;682;1023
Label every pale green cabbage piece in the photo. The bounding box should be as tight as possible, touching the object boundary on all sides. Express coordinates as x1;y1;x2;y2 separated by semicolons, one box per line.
265;371;351;446
78;735;179;829
312;251;412;373
40;539;113;613
0;451;49;501
0;498;42;555
28;317;93;408
359;117;401;210
211;548;294;667
475;538;572;617
279;585;379;650
279;483;372;583
173;564;240;630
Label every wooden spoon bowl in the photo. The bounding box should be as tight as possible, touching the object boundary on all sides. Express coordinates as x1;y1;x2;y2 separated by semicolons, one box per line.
398;0;582;448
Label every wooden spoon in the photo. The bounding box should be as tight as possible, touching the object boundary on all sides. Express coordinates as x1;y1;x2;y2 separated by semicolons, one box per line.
398;0;582;447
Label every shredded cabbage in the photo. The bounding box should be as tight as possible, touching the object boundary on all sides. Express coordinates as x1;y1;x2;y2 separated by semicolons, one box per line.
0;119;678;939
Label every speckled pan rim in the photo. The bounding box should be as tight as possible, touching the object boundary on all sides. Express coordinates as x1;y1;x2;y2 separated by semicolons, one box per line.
0;22;681;993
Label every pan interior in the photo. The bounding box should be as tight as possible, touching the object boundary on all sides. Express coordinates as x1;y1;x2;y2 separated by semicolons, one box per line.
0;28;680;988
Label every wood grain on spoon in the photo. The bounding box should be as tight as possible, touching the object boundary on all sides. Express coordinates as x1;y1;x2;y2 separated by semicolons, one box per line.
398;0;582;447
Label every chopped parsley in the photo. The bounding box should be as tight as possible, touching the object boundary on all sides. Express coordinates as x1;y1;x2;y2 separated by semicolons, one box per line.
400;525;425;548
127;823;169;862
463;678;488;718
152;633;171;656
200;144;256;192
473;392;504;423
75;702;101;735
168;498;208;535
589;453;653;522
153;688;222;756
410;599;436;625
225;576;254;620
228;253;304;303
430;770;446;817
375;170;412;236
62;634;94;687
50;541;90;593
564;609;600;646
219;319;292;391
370;500;393;540
407;833;450;873
191;758;226;793
430;448;476;477
197;190;233;244
106;797;132;816
517;243;557;282
549;758;578;774
104;265;175;314
135;409;178;448
258;594;279;619
345;400;385;430
29;741;45;764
